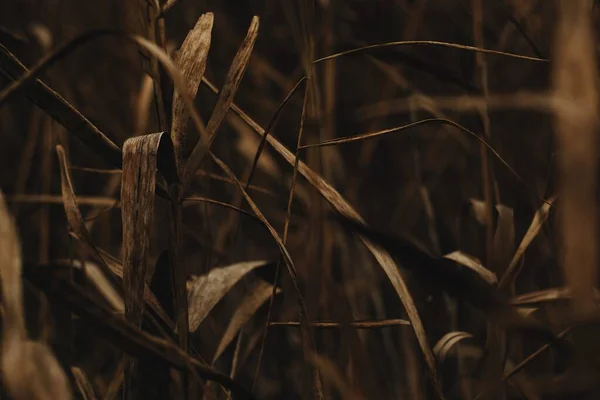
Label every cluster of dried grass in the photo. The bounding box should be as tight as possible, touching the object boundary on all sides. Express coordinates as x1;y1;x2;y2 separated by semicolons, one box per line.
1;0;600;399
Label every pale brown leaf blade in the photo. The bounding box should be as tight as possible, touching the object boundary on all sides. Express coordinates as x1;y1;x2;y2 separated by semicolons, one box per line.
511;287;600;306
187;260;272;332
171;12;214;168
433;331;474;363
0;191;72;400
201;79;445;400
213;280;280;363
498;195;556;289
182;16;260;186
443;251;498;285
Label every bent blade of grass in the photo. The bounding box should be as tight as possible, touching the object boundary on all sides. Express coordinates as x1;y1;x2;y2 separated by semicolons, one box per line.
187;260;272;332
182;16;260;187
433;331;474;363
56;145;121;285
299;118;548;206
201;79;445;400
0;191;72;400
213;280;281;363
313;40;549;64
121;132;178;396
498;195;556;289
209;153;324;395
269;319;411;329
171;12;213;169
443;251;497;285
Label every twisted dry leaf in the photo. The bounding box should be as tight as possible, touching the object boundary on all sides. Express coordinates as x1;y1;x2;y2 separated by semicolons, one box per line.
0;191;72;400
433;331;475;363
187;260;272;332
213;280;280;363
171;12;214;168
121;132;178;396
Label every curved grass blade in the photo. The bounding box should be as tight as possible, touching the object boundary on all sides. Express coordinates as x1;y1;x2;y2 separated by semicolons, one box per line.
0;191;72;400
443;251;497;286
71;366;97;400
182;16;260;186
498;195;556;289
187;260;272;332
433;331;475;363
313;40;549;64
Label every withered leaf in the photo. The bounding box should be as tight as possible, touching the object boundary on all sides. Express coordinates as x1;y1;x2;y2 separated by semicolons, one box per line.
187;260;272;332
213;280;280;363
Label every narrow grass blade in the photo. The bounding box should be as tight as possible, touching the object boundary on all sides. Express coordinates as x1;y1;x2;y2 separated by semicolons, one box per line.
443;251;497;285
187;260;272;332
71;366;98;400
498;195;556;289
182;17;259;186
171;13;214;168
213;280;280;363
313;40;549;64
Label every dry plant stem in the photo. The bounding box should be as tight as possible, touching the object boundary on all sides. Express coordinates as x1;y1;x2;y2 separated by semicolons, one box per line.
269;319;410;329
553;0;599;316
201;76;445;400
253;83;311;392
